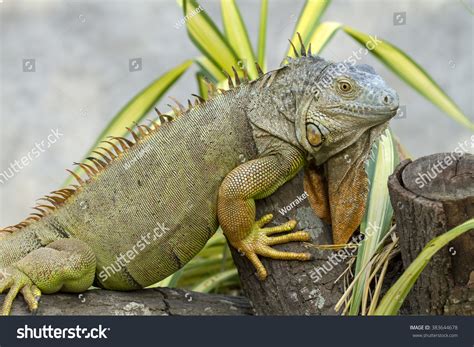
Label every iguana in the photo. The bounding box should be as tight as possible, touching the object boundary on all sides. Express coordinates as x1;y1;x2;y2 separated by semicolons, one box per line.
0;37;398;315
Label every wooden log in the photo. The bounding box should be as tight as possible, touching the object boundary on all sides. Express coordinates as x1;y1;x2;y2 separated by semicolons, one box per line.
3;288;254;316
230;170;346;315
388;153;474;315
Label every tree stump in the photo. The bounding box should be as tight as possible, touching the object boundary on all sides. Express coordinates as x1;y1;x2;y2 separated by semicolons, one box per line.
388;153;474;315
231;170;346;315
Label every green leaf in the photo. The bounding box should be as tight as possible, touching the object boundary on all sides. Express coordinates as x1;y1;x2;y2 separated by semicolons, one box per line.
195;56;225;82
349;129;399;315
287;0;331;57
192;268;238;293
257;0;268;71
308;21;341;55
374;219;474;315
181;0;239;75
343;26;474;131
63;60;192;186
152;268;183;288
196;71;209;100
221;0;258;79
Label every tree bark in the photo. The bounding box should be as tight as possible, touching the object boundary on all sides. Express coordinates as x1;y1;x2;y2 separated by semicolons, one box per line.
4;288;254;316
231;170;346;315
388;153;474;315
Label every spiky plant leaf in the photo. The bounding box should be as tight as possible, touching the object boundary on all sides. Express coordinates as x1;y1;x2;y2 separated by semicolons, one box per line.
287;0;331;57
221;0;258;79
374;219;474;315
349;129;399;315
308;21;341;54
181;0;239;75
257;0;268;71
195;56;225;82
196;71;209;100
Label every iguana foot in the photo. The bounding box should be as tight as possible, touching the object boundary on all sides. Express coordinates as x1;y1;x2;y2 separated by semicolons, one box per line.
234;214;311;280
0;267;41;315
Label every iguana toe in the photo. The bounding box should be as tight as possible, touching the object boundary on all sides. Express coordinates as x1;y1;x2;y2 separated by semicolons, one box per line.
0;267;39;315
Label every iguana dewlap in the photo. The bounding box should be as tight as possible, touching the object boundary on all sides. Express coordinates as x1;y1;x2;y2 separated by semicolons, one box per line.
0;39;398;315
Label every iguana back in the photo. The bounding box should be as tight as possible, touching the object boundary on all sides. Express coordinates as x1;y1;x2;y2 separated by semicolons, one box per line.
2;87;256;290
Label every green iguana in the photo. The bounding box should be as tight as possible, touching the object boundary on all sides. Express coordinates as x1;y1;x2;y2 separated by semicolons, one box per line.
0;37;398;315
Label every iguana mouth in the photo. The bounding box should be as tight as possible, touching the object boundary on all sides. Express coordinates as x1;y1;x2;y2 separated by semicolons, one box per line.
320;105;397;119
371;108;398;116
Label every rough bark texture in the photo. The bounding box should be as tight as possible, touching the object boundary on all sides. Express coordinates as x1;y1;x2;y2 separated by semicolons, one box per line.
3;288;254;316
388;153;474;315
231;170;346;315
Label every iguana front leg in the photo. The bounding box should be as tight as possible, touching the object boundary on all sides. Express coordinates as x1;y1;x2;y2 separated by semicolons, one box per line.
218;145;311;280
0;238;96;315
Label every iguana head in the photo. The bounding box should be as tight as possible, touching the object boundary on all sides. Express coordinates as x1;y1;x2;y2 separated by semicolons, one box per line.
290;55;399;245
295;61;399;164
248;42;399;245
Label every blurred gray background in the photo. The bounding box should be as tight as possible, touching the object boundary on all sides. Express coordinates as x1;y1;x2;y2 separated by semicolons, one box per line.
1;0;473;226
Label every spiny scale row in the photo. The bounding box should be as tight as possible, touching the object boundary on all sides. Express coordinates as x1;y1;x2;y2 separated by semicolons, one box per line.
2;61;269;233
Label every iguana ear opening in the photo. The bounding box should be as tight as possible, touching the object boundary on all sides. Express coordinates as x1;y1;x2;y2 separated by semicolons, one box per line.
304;132;372;245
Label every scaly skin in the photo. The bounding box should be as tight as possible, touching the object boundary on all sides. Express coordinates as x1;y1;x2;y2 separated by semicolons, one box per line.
0;42;398;314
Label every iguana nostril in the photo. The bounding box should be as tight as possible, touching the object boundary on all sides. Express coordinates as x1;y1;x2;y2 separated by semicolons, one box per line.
383;95;390;104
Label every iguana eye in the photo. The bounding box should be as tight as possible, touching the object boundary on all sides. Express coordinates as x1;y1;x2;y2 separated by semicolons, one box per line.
306;123;325;147
338;80;352;93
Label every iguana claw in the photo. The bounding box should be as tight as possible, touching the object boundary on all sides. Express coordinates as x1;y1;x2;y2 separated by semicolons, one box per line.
235;214;312;280
0;267;41;315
